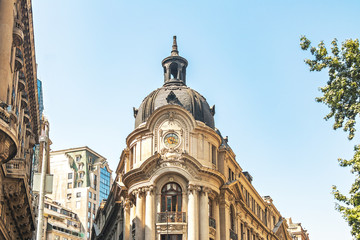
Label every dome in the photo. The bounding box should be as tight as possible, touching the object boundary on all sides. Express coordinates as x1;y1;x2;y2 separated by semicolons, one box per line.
134;84;215;129
134;36;215;129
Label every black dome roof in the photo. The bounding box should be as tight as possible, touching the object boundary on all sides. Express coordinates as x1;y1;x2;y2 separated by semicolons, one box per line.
134;84;215;129
134;36;215;129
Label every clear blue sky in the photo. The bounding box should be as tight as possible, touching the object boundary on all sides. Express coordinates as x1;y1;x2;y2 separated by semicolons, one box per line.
32;1;360;239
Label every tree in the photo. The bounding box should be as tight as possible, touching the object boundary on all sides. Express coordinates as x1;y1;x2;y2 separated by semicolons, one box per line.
300;36;360;239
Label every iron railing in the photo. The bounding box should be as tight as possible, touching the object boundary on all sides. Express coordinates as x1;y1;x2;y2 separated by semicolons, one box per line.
209;217;216;229
157;212;186;223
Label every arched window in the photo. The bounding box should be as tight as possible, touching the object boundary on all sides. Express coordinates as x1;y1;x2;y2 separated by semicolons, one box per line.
161;182;182;212
170;62;178;79
230;205;235;230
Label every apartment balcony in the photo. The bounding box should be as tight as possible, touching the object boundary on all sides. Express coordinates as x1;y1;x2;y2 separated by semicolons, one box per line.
0;102;18;163
230;229;238;240
18;71;26;91
21;92;28;109
13;19;24;46
23;110;30;124
3;158;26;179
157;212;186;223
15;48;24;71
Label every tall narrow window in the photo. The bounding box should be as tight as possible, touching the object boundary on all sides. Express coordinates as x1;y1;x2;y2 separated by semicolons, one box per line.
161;182;182;212
230;205;235;231
209;198;213;217
212;145;216;165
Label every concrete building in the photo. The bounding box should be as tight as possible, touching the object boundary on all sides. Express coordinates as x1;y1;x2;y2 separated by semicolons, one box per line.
0;0;42;239
286;218;310;240
49;146;112;239
91;37;301;240
43;196;85;240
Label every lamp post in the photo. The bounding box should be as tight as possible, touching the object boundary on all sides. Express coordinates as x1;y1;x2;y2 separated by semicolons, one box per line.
35;118;49;240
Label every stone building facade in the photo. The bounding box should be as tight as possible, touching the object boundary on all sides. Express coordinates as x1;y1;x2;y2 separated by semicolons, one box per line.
49;147;113;239
92;37;299;240
42;196;85;240
0;0;41;239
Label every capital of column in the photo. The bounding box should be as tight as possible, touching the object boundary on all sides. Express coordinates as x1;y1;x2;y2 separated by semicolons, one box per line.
143;185;155;195
124;198;132;209
201;186;211;196
188;184;201;194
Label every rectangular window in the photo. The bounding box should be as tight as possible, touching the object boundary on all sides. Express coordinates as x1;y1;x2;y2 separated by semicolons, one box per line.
67;193;72;199
228;168;231;181
88;202;91;209
67;183;72;189
50;206;58;212
212;145;216;165
89;192;92;199
76;192;81;198
93;203;96;210
94;194;96;201
68;173;73;179
76;155;81;162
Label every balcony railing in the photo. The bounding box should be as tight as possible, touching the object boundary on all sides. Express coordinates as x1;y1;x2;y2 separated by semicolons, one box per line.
13;19;24;46
3;159;26;179
209;217;216;229
230;229;238;240
15;48;24;71
157;212;186;223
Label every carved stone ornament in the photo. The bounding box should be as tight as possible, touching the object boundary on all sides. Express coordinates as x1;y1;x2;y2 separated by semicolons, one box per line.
160;147;182;160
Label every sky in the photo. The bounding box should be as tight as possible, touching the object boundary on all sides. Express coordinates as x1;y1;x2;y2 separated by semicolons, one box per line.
31;0;360;239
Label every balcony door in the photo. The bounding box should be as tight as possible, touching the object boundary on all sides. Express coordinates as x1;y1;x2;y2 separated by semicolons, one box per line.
161;182;182;212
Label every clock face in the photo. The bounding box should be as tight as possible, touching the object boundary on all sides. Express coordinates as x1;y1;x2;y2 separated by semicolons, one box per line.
164;133;179;148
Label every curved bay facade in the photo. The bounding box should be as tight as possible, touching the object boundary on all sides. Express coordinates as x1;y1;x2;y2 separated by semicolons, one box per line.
92;37;296;240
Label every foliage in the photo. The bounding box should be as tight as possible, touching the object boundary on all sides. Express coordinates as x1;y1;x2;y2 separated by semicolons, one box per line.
300;36;360;239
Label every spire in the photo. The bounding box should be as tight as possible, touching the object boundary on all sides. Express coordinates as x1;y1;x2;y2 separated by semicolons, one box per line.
171;36;179;56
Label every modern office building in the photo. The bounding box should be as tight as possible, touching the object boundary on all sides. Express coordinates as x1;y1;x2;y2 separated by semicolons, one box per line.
49;146;112;239
0;0;42;239
91;37;303;240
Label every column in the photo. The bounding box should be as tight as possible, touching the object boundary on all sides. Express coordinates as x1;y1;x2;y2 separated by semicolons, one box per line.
135;190;144;240
214;198;220;240
145;186;155;240
187;184;198;240
123;200;131;240
0;0;15;102
199;187;209;240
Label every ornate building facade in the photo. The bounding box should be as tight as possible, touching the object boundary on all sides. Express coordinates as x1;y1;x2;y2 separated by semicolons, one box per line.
92;37;301;240
0;0;41;239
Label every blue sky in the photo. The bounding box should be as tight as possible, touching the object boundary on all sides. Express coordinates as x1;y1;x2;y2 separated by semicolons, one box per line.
32;0;360;239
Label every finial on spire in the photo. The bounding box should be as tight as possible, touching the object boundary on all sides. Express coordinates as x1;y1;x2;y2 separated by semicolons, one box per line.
171;36;179;56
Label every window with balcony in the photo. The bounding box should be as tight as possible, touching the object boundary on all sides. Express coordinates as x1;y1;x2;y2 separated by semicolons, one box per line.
161;182;182;212
158;182;185;223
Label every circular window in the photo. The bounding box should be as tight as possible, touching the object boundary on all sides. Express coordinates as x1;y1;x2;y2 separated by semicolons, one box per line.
164;133;180;148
